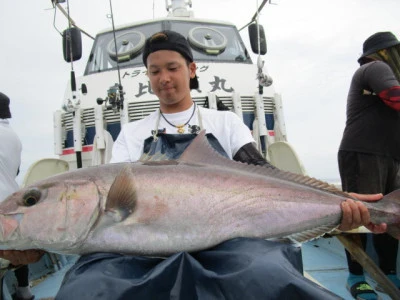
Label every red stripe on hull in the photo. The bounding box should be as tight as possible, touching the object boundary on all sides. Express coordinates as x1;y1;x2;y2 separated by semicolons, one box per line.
62;145;93;155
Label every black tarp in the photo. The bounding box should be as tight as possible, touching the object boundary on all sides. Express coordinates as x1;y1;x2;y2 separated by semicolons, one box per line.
55;238;341;300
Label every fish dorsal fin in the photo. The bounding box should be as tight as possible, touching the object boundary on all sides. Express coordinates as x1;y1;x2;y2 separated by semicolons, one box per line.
264;168;353;198
180;131;352;197
105;165;137;221
179;130;237;167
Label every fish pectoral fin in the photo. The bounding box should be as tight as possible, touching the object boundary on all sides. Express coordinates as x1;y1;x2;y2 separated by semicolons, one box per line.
103;209;124;223
105;165;137;221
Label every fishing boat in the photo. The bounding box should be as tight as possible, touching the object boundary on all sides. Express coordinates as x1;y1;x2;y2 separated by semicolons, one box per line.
51;0;302;174
0;1;396;299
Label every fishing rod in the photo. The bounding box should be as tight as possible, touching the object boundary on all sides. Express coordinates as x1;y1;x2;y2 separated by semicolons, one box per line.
237;0;273;92
251;0;273;158
64;0;83;169
96;0;125;115
52;0;124;114
255;0;272;95
50;0;85;168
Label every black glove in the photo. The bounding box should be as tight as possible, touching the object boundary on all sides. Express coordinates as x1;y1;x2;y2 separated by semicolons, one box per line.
233;143;276;168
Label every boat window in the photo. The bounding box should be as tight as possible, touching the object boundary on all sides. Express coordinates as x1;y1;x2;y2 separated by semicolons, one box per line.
170;22;250;63
107;31;146;63
84;21;251;75
188;27;227;54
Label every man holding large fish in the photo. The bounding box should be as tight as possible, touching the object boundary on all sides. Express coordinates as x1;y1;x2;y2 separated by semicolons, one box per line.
0;30;391;299
109;30;385;233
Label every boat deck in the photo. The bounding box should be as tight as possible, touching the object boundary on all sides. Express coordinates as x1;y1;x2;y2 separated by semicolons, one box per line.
1;256;77;300
302;236;394;300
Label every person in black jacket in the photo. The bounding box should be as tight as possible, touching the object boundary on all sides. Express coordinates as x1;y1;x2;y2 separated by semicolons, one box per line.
338;31;400;300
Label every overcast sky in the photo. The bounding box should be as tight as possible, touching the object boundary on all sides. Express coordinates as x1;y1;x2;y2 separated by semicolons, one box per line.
1;0;399;184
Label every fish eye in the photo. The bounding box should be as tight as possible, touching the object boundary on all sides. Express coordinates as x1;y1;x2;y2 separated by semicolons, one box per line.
22;188;41;206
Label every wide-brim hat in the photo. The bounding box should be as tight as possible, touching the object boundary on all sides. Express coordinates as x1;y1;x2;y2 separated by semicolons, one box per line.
142;30;199;90
0;92;11;119
358;31;400;63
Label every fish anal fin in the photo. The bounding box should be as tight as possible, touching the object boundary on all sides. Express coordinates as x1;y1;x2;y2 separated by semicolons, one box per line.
106;166;137;221
284;225;339;244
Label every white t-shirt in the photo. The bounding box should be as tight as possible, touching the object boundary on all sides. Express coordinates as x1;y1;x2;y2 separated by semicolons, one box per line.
111;105;255;163
0;119;22;202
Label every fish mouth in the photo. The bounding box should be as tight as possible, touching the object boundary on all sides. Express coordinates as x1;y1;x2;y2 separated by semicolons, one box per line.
0;214;21;242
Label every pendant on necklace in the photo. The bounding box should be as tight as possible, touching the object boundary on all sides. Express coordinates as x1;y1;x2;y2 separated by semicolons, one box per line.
176;124;185;134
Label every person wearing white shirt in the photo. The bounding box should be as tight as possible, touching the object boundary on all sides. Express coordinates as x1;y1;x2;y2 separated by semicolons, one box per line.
0;92;34;300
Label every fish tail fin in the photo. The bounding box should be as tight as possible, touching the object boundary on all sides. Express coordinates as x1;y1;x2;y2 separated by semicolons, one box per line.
384;189;400;203
381;189;400;240
387;226;400;240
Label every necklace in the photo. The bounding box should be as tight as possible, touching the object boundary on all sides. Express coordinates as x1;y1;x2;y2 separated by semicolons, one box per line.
160;104;196;134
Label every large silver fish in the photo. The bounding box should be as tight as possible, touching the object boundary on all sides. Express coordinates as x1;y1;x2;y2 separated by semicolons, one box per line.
1;131;400;256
